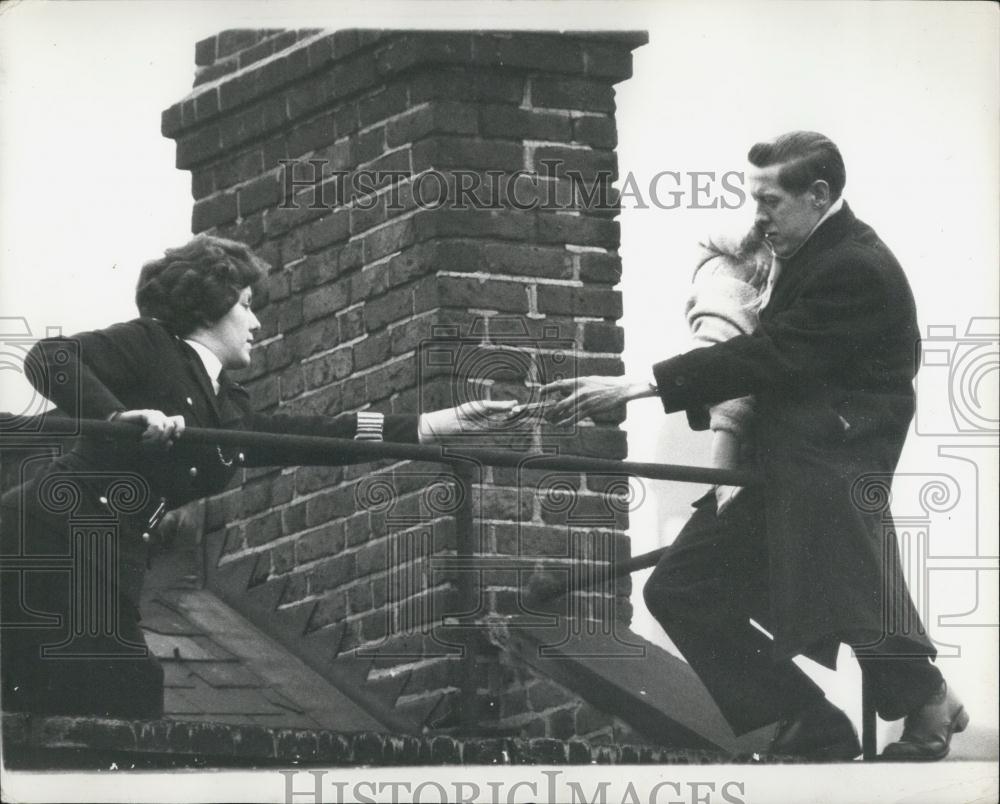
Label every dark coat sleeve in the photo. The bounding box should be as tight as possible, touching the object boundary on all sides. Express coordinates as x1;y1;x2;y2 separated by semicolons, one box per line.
652;249;897;414
236;403;420;467
26;320;161;420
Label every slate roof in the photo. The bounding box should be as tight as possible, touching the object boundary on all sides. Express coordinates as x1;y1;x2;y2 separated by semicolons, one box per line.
138;511;384;732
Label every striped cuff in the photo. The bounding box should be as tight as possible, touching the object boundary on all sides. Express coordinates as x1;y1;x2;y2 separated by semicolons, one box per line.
354;411;385;441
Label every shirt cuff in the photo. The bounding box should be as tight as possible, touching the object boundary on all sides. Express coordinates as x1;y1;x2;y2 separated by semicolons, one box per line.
354;411;385;441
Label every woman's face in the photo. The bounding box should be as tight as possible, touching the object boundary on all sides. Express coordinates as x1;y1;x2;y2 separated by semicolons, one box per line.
205;287;260;369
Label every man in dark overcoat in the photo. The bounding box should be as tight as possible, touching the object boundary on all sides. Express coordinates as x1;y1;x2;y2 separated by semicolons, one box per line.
542;132;968;761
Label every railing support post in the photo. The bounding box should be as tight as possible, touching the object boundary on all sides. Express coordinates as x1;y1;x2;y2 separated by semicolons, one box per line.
451;460;479;734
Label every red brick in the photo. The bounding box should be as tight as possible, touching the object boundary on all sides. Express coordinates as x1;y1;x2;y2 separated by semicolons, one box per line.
349;192;387;235
353;331;392;370
302;279;350;321
437;276;529;313
277;297;304;331
355;538;389;575
217;29;261;59
246;374;279;410
366;358;416;399
195;58;238;87
338;306;366;341
386;102;478;148
580;41;635;80
536;213;620;248
364;286;413;331
582;322;624;353
358;82;409;127
532;146;617;184
531;76;615;113
322;56;379;104
303;593;347;631
415;208;536;243
271;542;296;574
193;88;220;122
246;511;282;547
304;348;353;389
238;172;281;217
374;32;473;76
218;97;286;151
195;35;217;67
287;111;338;158
302;210;350;253
409;71;475;105
176;125;221;169
295;464;346;495
296;522;346;564
191;170;214;200
215;214;265;249
535;285;621;318
412;136;523;173
306;30;360;72
191;191;237;231
362;217;416;264
308;553;356;593
573;116;617;149
305;485;356;528
483;243;572;280
574;427;628;460
477;104;571;143
578;252;621;284
214;148;264;190
236;34;278;69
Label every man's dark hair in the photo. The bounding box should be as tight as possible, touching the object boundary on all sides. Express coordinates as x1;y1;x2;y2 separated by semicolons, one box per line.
747;131;846;199
135;234;268;336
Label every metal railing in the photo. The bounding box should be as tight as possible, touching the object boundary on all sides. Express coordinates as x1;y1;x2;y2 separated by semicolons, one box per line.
5;416;892;760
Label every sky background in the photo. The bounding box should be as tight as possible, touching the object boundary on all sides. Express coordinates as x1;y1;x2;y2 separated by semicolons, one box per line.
1;0;997;773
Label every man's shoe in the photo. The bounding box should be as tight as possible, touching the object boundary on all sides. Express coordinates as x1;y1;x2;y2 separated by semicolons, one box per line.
880;682;969;761
769;698;862;761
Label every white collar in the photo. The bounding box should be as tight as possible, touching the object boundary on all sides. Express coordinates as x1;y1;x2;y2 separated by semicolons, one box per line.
184;338;223;394
784;196;845;259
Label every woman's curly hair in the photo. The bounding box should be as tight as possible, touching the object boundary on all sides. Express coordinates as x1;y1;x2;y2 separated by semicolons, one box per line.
135;235;269;335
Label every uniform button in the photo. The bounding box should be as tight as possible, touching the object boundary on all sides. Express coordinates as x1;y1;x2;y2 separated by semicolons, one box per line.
98;495;109;506
236;452;245;465
185;397;194;406
674;376;686;386
188;466;198;478
141;532;152;543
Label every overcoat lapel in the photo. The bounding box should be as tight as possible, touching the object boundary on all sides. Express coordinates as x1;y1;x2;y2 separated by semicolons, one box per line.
175;337;223;424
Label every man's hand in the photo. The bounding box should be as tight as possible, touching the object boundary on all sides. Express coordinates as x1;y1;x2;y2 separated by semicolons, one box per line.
539;376;657;426
419;400;517;441
113;409;186;447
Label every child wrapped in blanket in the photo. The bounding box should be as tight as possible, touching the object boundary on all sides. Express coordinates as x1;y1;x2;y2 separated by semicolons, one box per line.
686;228;774;513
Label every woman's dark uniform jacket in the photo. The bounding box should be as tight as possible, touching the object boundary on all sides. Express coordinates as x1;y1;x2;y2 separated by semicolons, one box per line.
0;317;419;717
651;203;934;668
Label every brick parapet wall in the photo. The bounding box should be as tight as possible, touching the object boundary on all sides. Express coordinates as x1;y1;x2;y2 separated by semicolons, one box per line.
3;713;751;769
163;29;650;741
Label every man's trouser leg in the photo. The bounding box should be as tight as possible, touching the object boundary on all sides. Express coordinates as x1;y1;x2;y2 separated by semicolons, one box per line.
849;635;944;721
643;489;825;735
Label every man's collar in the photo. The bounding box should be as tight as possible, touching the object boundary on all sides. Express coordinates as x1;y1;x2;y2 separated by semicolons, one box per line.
784;196;845;259
184;338;223;394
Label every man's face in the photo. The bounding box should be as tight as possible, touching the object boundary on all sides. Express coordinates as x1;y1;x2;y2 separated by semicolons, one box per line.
748;164;824;258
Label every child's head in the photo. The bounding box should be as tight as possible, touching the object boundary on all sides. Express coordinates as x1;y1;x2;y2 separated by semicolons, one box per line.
695;228;774;291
